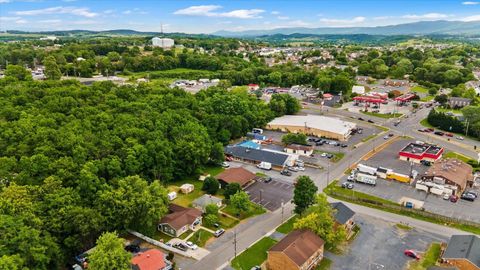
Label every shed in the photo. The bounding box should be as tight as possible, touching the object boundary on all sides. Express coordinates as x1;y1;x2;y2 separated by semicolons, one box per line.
180;184;194;194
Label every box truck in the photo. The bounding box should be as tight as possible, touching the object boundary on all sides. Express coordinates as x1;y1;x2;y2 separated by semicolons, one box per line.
356;173;377;186
256;161;272;170
386;172;410;183
357;164;377;175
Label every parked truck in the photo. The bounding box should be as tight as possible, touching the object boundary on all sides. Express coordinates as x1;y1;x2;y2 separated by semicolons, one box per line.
246;132;267;141
355;173;377;186
357;164;377;176
386;172;410;183
256;161;272;170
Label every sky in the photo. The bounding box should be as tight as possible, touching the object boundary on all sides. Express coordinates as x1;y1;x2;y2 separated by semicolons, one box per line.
1;0;480;33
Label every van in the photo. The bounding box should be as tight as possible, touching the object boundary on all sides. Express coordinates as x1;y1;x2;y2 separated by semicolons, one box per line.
252;128;263;134
257;162;272;170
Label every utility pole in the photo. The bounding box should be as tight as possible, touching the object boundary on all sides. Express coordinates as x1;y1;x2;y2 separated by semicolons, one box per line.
233;228;237;258
281;199;285;223
327;163;330;187
465;119;469;136
259;189;263;203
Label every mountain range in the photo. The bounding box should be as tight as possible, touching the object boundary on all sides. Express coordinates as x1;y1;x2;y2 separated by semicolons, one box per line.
213;20;480;37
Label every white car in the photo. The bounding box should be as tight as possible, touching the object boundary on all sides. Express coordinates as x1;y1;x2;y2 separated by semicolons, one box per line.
456;136;464;140
295;166;305;171
185;241;198;250
320;152;327;157
443;193;450;200
347;175;355;181
221;162;230;168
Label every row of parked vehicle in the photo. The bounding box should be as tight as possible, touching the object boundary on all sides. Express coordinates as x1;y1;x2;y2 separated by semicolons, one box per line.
307;137;348;148
443;190;478;203
418;128;464;140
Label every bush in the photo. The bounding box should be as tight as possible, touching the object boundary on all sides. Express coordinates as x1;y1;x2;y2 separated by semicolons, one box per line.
202;177;220;195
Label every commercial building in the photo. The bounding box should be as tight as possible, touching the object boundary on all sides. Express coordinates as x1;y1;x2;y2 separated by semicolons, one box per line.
224;145;297;168
442;234;480;270
216;167;256;188
266;115;356;141
284;144;314;156
399;142;444;163
422;158;473;195
152;37;175;48
267;229;324;270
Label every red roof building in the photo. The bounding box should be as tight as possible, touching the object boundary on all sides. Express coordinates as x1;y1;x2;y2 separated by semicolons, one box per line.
399;142;444;163
131;249;171;270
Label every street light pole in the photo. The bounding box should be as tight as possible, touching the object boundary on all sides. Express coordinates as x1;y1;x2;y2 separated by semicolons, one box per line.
233;228;237;258
327;163;330;187
281;199;285;223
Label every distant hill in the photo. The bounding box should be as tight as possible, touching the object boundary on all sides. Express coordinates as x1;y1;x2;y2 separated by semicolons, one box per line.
213;20;480;37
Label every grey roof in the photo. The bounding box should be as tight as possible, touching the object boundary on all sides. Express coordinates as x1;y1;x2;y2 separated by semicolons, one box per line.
443;234;480;267
224;145;289;166
192;194;222;208
330;202;355;224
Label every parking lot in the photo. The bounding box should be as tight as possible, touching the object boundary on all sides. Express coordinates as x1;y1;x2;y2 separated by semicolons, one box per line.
245;179;294;211
328;214;446;270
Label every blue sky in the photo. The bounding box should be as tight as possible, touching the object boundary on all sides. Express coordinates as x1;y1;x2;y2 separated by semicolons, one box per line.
1;0;480;33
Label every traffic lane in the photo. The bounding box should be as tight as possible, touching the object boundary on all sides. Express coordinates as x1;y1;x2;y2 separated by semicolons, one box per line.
327;214;447;270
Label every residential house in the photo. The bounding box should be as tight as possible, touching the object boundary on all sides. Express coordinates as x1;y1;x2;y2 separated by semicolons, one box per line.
158;204;202;237
192;194;223;212
248;84;260;91
267;229;325;270
284;144;314;156
216;167;256;188
441;234;480;270
330;202;356;237
422;158;474;195
131;249;173;270
448;97;472;109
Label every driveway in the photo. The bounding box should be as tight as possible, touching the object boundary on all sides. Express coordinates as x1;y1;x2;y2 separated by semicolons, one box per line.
245;179;294;211
327;214;447;270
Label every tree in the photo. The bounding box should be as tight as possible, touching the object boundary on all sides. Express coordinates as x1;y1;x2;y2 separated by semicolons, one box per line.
204;214;219;227
210;142;225;164
293;176;318;214
230;191;251;214
294;194;346;248
205;204;219;216
281;133;307;145
4;65;31;81
434;94;448;105
202;177;220;195
224;183;241;200
88;232;131;270
44;56;62;80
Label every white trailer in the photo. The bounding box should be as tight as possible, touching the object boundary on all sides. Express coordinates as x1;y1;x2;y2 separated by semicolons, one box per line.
256;161;272;170
356;173;377;186
357;164;377;175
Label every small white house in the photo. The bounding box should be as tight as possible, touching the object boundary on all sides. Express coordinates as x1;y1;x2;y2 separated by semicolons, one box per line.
284;144;314;156
167;191;177;201
352;85;366;95
180;184;194;194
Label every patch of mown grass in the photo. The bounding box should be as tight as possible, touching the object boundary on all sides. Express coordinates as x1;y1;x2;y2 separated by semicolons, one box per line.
189;229;213;247
276;215;298;234
315;258;333;270
231;237;277;270
361;111;403;119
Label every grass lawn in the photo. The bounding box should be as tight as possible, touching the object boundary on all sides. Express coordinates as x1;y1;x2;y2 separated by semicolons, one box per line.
408;243;441;270
361;111;404;119
324;181;480;235
316;257;333;270
231;237;278;270
435;107;463;114
443;151;475;163
204;214;239;230
276;215;298;234
189;229;213;247
152;231;174;243
361;134;378;143
411;86;429;94
222;203;266;220
395;223;413;231
419;118;434;128
374;125;390;132
420;95;434;102
167;166;224;207
314;150;345;163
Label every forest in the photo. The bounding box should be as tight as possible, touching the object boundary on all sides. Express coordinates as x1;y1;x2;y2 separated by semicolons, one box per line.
0;77;293;269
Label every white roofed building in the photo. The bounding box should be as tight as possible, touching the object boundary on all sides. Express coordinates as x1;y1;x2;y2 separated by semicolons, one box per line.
266;115;356;141
352;85;366;95
152;37;175;49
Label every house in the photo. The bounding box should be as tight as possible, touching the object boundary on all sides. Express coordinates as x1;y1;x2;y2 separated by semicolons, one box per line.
284;144;314;156
224;145;297;168
267;229;325;270
441;234;480;270
131;249;172;270
180;184;194;194
352;85;366;95
192;194;223;212
330;202;356;237
158;204;202;237
422;158;474;195
322;93;333;100
448;97;472;109
216;167;256;188
266;114;357;141
248;84;260;91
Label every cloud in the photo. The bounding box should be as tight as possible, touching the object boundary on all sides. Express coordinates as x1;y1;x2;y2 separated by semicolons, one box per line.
402;13;449;19
271;11;280;15
320;16;366;25
462;14;480;21
122;10;132;14
277;16;290;20
103;9;114;14
0;0;11;3
15;6;98;17
39;19;62;23
0;16;21;21
174;5;264;19
462;1;480;5
288;20;310;27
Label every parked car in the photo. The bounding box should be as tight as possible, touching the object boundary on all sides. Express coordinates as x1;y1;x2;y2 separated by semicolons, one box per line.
214;229;225;237
450;195;458;203
288;166;298;172
388;133;394;137
425;128;434;132
221;162;230;168
294;166;305;171
456;136;464;140
341;182;354;189
308;138;316;142
446;133;453;137
420;160;431;166
465;190;478;198
434;131;444;136
404;249;420;260
264;177;273;183
384;135;389;140
326;153;334;159
358;117;364;121
250;266;261;270
173;243;188;251
280;170;292;176
315;141;324;146
124;244;140;253
185;241;198;250
368;119;374;123
320;152;327;157
340;144;348;148
443;193;450;200
461;192;476;201
417;129;424;132
347;175;355;182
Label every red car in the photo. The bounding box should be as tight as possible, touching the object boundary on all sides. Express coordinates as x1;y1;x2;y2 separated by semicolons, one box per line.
404;249;420;260
450;195;458;203
446;133;453;137
425;128;434;132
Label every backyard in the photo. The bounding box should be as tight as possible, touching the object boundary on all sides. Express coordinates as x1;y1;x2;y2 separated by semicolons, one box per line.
231;237;278;270
222;203;266;220
189;229;214;247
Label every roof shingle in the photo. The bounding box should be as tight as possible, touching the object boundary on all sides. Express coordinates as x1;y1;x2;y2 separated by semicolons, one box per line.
269;229;324;267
